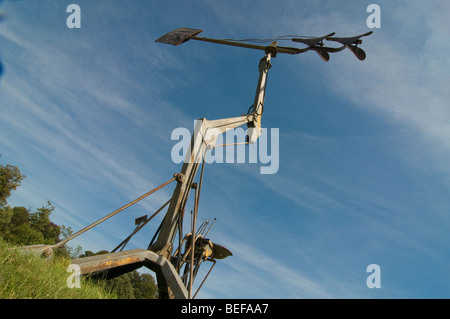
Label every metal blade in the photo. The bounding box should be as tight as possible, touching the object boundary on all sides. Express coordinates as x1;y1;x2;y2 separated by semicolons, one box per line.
347;45;368;60
211;242;233;260
155;27;203;46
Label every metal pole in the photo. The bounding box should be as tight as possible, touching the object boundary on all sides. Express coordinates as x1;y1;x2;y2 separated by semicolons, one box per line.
204;218;216;237
111;197;172;252
190;36;304;55
193;259;216;299
189;186;198;299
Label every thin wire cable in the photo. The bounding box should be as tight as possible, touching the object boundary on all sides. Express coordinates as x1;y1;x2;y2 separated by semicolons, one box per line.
53;177;176;249
112;197;172;252
222;34;321;43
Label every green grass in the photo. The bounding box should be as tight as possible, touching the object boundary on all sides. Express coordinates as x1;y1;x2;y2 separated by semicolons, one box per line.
0;239;117;299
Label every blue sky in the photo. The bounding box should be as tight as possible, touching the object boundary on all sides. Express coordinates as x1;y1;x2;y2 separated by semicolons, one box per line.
1;0;449;298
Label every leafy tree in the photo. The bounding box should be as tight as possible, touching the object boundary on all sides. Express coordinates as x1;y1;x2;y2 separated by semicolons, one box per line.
29;201;60;244
0;156;25;207
11;206;30;227
8;223;45;246
107;272;136;298
132;272;158;299
0;159;67;249
59;225;83;258
0;202;64;246
105;270;158;299
0;205;13;233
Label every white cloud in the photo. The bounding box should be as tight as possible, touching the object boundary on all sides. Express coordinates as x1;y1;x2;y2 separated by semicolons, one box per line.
319;4;450;172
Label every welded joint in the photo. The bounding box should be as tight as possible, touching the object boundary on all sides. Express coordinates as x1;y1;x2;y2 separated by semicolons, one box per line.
174;172;185;183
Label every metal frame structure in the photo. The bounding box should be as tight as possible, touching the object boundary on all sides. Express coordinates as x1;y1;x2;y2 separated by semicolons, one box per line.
21;27;372;299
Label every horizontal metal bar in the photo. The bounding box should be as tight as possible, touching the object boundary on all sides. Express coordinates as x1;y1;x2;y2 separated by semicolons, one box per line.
190;36;305;55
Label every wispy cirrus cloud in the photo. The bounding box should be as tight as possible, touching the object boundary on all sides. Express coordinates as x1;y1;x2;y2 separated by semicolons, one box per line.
195;231;334;299
312;2;450;170
0;3;186;248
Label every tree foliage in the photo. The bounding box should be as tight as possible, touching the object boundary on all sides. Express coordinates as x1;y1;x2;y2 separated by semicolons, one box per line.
0;157;25;207
0;157;69;252
105;270;158;299
0;204;61;246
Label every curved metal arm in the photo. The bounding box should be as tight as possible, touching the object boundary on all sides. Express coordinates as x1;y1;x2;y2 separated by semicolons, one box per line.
149;51;274;258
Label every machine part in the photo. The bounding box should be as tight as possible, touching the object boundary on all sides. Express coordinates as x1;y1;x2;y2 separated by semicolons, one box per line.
326;31;373;60
155;27;203;46
71;248;188;299
211;242;233;260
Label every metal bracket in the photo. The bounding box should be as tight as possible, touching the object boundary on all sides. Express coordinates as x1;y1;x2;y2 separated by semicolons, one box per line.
174;172;185;183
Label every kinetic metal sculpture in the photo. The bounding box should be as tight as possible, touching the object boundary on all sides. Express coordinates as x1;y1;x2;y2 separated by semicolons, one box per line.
22;27;372;299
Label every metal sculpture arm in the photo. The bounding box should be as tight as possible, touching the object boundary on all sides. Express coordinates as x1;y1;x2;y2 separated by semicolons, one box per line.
148;24;374;261
148;49;273;258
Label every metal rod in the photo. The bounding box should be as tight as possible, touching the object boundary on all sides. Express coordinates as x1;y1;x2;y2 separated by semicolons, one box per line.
111;197;172;252
196;219;208;235
197;218;210;235
176;210;183;273
204;218;216;237
213;142;249;149
189;189;198;298
191;252;206;287
190;36;304;55
148;214;164;248
112;224;140;252
188;153;208;297
193;259;216;299
197;151;206;211
53;177;176;248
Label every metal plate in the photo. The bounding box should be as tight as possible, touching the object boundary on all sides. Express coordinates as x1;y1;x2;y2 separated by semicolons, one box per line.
155;27;203;46
72;248;189;298
211;242;233;260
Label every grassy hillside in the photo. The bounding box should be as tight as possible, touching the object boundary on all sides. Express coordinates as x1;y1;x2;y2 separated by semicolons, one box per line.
0;239;117;299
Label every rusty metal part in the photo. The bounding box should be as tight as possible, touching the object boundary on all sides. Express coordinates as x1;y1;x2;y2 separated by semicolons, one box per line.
73;250;146;277
72;248;188;299
174;172;185;182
